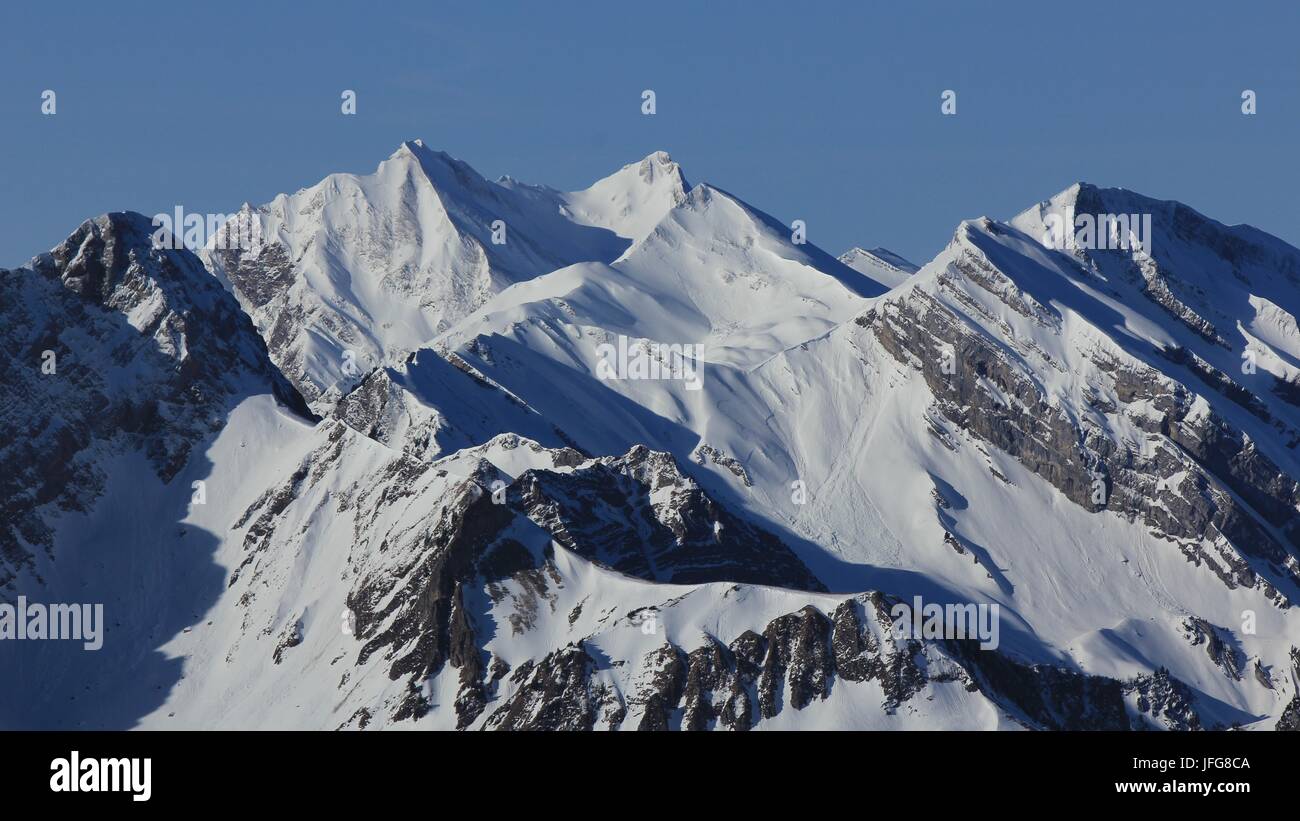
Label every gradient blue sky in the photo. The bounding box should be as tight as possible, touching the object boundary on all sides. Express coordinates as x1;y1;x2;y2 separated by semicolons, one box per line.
2;1;1298;269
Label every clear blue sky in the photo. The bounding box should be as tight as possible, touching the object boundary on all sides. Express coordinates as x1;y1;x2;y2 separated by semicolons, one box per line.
2;0;1298;269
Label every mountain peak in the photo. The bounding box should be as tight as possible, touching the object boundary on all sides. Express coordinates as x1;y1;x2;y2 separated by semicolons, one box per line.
636;150;681;178
32;211;201;304
387;139;425;165
392;139;416;156
619;149;688;192
1016;181;1149;225
382;140;485;188
392;138;435;160
557;151;690;242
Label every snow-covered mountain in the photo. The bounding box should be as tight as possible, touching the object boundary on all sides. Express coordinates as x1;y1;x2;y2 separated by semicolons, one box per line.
4;146;1299;731
200;143;689;412
839;246;919;290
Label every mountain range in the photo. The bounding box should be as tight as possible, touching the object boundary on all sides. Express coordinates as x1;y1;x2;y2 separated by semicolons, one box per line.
2;142;1298;730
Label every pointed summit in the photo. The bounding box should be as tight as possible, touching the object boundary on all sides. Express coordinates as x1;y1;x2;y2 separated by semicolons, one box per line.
202;144;637;410
634;151;687;188
386;138;437;166
378;141;499;201
561;151;689;242
390;138;422;158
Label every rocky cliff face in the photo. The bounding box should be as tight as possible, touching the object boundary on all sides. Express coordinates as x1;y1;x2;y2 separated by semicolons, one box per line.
211;420;1207;731
507;445;825;590
223;427;827;725
858;216;1300;607
1277;648;1300;730
0;213;311;589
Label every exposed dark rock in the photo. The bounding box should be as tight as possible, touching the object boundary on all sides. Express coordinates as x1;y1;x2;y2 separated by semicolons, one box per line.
0;212;312;588
692;443;753;487
832;594;927;711
350;473;516;694
758;606;834;717
681;638;730;730
509;445;825;591
719;631;766;731
635;643;687;731
1277;696;1300;730
1125;668;1203;730
484;643;599;731
1252;659;1272;690
1182;617;1243;680
948;639;1135;730
860;280;1300;603
271;616;304;664
1277;648;1300;731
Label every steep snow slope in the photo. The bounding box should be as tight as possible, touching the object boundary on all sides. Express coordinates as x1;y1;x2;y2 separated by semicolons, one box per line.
422;183;1300;729
126;425;1199;732
201;144;689;411
0;214;316;728
442;181;885;375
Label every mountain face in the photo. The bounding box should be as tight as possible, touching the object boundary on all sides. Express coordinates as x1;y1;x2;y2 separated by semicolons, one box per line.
0;213;311;589
4;147;1299;731
201;143;688;412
